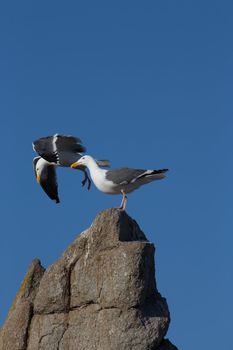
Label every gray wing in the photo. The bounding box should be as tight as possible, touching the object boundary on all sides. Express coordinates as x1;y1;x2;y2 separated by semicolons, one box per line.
106;168;147;185
40;165;60;203
106;167;168;185
32;134;86;166
96;159;110;167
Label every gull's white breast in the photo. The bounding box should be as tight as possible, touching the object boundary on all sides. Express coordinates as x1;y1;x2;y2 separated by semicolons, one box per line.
90;169;119;194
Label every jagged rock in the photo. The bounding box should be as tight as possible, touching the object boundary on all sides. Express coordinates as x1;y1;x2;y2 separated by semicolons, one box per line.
27;314;68;350
34;262;70;314
0;208;178;350
0;259;45;350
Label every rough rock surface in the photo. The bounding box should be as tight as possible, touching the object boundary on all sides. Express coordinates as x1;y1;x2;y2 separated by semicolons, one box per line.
0;259;45;350
0;208;178;350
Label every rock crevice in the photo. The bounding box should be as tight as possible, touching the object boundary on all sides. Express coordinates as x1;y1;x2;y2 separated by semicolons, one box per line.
0;208;178;350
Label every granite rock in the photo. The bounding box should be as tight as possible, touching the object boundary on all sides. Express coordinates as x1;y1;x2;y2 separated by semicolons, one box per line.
0;209;178;350
0;259;45;350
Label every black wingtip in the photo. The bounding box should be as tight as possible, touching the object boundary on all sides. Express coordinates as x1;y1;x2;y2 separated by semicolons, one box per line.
153;168;169;174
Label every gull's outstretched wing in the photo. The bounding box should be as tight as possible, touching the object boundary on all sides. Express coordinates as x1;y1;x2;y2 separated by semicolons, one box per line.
33;134;86;166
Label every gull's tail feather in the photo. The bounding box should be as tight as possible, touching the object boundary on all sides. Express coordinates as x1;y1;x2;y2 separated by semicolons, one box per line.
150;168;169;180
137;168;169;181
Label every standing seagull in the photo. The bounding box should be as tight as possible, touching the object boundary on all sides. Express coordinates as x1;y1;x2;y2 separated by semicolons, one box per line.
32;134;109;203
71;155;168;210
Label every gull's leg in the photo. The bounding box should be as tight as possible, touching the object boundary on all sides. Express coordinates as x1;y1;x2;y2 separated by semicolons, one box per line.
122;192;128;210
118;195;124;209
81;169;92;190
118;190;127;210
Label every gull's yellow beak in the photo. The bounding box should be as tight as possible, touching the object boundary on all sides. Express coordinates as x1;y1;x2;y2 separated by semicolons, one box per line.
70;161;81;169
36;175;41;184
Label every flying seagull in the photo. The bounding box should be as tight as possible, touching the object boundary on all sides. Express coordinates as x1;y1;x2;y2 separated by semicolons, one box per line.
71;155;168;210
32;134;109;203
33;156;60;203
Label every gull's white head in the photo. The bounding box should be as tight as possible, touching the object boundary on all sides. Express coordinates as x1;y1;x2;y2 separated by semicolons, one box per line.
33;157;50;183
70;155;96;169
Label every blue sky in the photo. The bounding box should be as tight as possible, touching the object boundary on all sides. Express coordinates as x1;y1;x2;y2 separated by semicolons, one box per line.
0;1;232;349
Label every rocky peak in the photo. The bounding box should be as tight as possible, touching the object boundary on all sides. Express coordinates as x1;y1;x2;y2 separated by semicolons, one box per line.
0;208;178;350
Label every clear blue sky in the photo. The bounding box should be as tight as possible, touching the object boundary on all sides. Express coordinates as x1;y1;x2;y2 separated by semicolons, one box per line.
0;1;232;349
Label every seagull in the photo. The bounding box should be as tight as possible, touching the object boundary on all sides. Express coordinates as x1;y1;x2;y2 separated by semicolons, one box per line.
33;156;60;203
71;155;168;210
32;134;110;203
